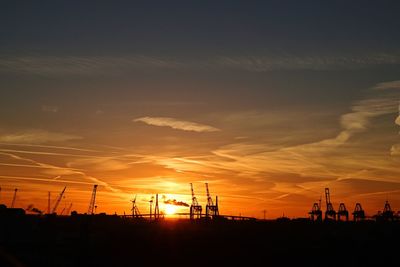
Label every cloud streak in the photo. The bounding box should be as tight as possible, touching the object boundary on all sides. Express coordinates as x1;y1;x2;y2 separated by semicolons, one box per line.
0;130;82;144
134;117;220;133
1;53;400;76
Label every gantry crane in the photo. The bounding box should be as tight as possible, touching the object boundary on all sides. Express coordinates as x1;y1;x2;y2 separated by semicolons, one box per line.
309;198;322;221
324;188;336;221
205;183;219;219
131;195;141;218
381;200;394;221
52;186;66;214
10;188;17;208
352;203;365;221
88;185;98;215
190;183;202;220
337;203;349;221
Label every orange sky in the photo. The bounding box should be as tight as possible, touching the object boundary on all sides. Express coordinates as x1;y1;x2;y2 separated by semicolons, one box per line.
1;2;400;219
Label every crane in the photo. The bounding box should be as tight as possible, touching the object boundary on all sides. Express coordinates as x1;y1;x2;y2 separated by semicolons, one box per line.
309;197;322;221
324;188;336;221
11;188;18;208
65;203;73;215
154;194;160;220
88;185;98;215
190;183;202;220
51;186;66;214
205;183;219;219
337;203;349;221
352;203;365;221
47;191;51;214
131;195;141;218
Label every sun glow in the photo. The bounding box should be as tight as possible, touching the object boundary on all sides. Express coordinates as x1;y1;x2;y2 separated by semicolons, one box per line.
164;204;178;215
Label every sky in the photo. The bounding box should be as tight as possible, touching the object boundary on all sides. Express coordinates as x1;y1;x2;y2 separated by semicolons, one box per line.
0;1;400;218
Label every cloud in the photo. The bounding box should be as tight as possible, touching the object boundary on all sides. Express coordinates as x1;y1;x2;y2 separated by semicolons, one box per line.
0;130;82;144
134;117;220;133
1;53;400;76
67;157;130;171
374;80;400;90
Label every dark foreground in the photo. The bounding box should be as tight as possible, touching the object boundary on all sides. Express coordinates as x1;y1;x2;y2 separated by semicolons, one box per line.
1;215;399;267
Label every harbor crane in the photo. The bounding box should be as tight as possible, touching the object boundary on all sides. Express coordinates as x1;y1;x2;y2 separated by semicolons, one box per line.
52;186;66;214
131;195;141;218
88;185;98;215
11;188;17;208
324;188;336;221
309;198;322;221
352;203;365;221
205;183;219;219
190;183;202;220
337;203;349;221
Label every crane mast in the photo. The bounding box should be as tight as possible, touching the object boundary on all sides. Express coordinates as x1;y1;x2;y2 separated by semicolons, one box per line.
11;188;17;208
190;183;202;220
52;186;66;214
88;185;98;215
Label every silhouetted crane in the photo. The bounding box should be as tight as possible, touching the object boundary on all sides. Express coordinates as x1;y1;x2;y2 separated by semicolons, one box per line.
154;194;160;220
337;203;349;221
149;195;154;220
131;195;141;218
88;185;98;215
352;203;365;221
51;186;66;214
65;203;73;215
324;188;336;221
381;200;394;221
205;183;219;219
47;191;51;214
309;198;322;221
190;183;202;220
11;188;18;208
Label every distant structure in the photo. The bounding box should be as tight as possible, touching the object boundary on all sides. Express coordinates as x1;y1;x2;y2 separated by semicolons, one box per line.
205;183;219;219
380;200;394;221
154;194;160;220
309;198;322;221
324;188;336;221
149;196;154;219
11;188;18;208
190;183;202;220
52;186;66;214
131;195;141;218
337;203;349;221
65;203;73;216
352;203;365;221
88;185;98;215
47;192;51;214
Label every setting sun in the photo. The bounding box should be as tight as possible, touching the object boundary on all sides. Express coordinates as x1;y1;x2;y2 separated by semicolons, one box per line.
164;204;178;215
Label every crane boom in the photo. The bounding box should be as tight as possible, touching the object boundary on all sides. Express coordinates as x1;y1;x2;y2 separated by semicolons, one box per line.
52;186;66;214
88;185;98;215
205;183;213;206
11;188;17;208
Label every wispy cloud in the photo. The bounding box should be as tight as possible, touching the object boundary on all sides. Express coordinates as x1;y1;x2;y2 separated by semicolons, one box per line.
134;117;220;133
1;53;400;75
0;130;82;144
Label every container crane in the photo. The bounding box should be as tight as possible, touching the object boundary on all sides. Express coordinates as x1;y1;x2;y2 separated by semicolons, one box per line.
205;183;219;219
324;188;336;221
190;183;202;220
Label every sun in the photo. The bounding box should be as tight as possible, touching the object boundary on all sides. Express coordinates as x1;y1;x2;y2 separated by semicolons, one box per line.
165;204;177;215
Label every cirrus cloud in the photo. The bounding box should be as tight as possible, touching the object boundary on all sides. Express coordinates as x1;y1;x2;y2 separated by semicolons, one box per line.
134;117;220;133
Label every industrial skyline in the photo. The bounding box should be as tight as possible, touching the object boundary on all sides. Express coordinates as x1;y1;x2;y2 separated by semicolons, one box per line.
1;1;400;218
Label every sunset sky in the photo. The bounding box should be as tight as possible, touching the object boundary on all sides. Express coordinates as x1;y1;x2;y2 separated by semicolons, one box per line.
1;1;400;218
